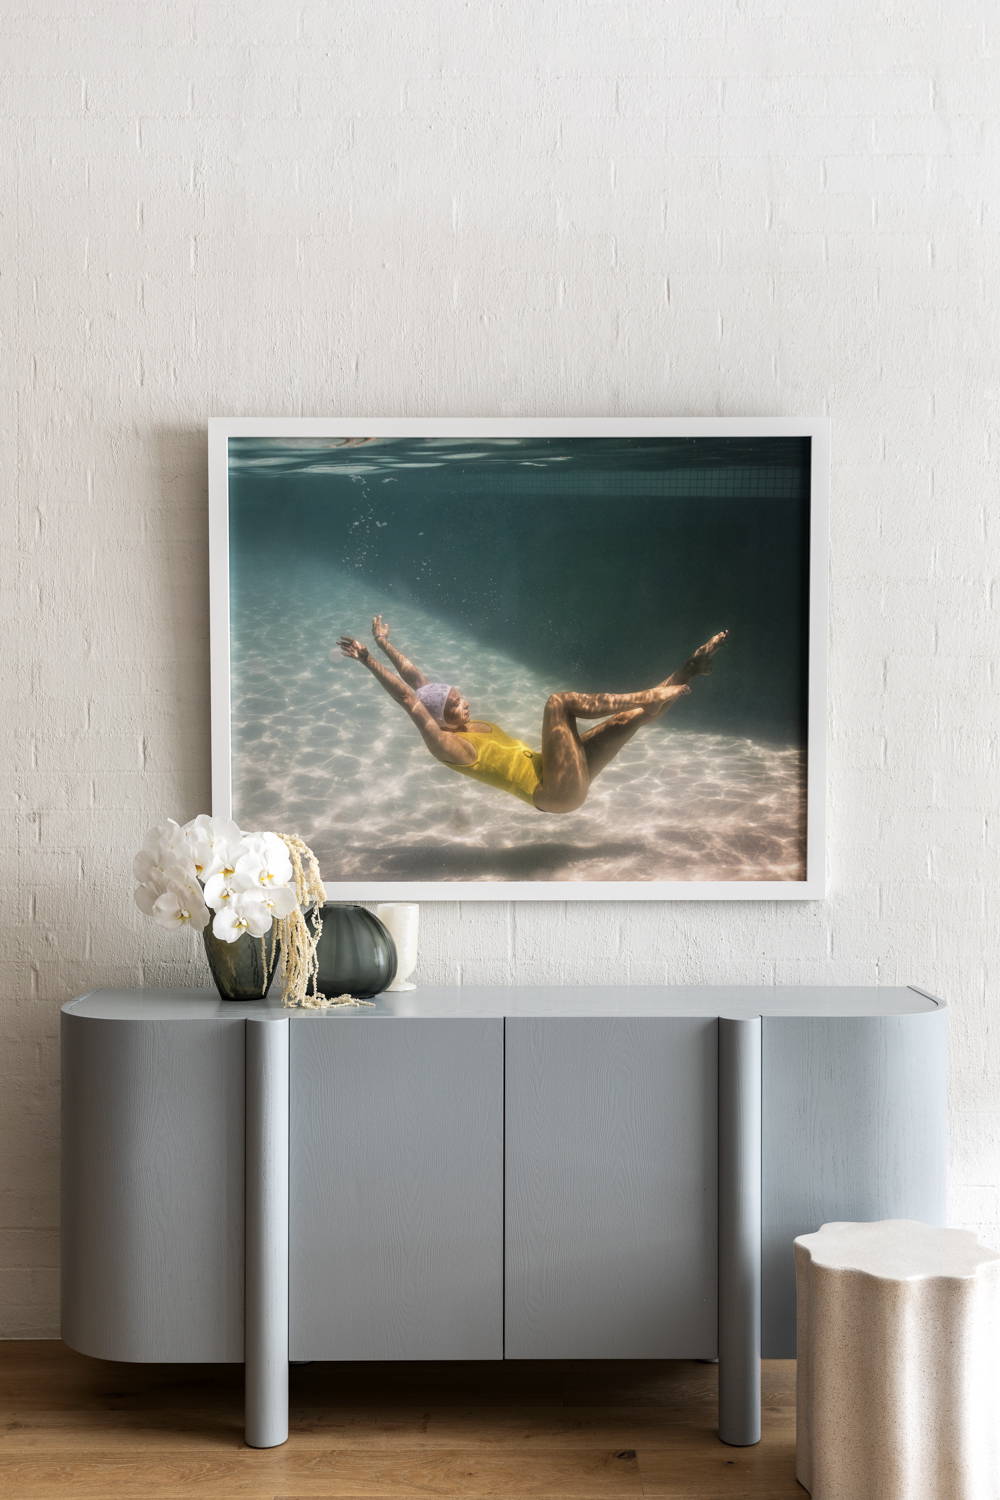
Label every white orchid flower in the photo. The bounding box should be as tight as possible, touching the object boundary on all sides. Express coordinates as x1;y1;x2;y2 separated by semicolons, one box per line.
133;851;162;886
133;819;192;886
211;891;274;943
203;868;257;912
151;881;210;933
134;883;163;916
254;883;297;920
235;832;293;890
182;814;247;882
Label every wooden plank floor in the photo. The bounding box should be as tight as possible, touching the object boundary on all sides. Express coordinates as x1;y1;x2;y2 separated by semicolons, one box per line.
0;1343;802;1498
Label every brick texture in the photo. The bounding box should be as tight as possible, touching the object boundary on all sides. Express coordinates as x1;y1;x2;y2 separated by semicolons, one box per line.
4;1;1000;1337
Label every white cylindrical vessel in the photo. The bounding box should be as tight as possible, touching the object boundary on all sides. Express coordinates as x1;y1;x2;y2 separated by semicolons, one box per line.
376;903;419;991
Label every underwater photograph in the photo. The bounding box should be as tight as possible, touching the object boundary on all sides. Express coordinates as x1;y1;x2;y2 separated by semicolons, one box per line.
224;432;813;890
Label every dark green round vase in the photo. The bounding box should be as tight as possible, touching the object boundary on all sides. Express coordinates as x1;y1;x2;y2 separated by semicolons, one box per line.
203;928;275;1001
313;903;397;999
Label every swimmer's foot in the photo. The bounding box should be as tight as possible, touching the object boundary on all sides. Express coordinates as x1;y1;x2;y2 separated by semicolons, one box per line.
672;629;730;686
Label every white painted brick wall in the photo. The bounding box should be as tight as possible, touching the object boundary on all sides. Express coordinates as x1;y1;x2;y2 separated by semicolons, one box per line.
4;0;999;1337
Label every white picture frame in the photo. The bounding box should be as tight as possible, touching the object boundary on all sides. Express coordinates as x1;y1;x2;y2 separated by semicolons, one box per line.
210;416;828;901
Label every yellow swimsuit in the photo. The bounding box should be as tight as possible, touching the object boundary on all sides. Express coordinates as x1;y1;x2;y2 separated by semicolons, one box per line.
444;722;543;806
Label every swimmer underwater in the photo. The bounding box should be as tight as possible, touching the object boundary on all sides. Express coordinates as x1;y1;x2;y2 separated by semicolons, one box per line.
336;615;729;815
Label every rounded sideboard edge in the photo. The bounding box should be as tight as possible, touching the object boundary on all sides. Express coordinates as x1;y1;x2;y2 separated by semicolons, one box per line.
60;1004;246;1363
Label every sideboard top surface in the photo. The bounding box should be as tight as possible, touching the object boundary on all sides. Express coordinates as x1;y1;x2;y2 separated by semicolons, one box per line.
63;985;944;1022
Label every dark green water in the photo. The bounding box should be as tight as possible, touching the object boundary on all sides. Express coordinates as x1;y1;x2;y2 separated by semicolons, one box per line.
230;435;810;746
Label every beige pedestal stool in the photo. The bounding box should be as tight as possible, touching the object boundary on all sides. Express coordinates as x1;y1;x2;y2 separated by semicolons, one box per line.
795;1221;1000;1500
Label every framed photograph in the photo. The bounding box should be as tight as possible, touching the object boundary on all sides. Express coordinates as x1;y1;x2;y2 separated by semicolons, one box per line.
210;418;827;900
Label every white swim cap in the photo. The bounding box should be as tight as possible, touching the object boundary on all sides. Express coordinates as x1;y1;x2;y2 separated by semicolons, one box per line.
415;683;455;722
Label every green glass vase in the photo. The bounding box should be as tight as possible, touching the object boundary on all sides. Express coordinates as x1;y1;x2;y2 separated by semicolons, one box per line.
313;903;396;999
202;927;275;1001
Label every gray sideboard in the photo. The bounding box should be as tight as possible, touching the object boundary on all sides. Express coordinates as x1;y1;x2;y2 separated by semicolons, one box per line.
61;985;947;1450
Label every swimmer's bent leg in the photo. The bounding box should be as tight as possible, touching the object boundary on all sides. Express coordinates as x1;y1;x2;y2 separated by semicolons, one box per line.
532;692;591;813
580;704;677;782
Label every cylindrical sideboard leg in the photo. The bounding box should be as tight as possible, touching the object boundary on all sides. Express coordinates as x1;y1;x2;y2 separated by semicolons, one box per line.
244;1016;289;1449
718;1016;762;1446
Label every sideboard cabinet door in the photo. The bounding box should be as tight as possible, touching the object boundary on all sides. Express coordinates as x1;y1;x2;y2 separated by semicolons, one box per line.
762;1012;948;1357
504;1017;718;1359
61;1013;245;1362
290;1018;503;1360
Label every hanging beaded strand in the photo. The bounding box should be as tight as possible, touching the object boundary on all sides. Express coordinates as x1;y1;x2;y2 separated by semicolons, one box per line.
266;835;374;1009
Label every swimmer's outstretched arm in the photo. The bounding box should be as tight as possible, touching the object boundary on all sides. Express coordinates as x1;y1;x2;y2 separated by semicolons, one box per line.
336;637;473;767
371;615;428;690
